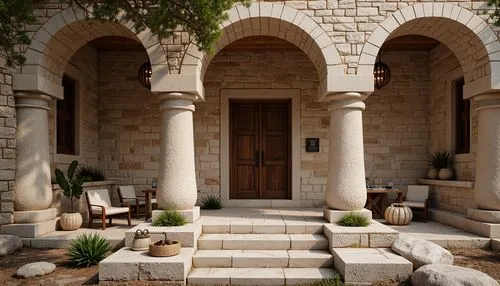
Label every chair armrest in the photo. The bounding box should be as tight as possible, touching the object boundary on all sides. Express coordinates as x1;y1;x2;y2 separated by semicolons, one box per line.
120;202;131;209
89;204;106;216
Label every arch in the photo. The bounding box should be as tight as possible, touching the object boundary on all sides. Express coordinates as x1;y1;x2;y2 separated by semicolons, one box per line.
179;2;343;97
14;7;168;97
359;3;500;95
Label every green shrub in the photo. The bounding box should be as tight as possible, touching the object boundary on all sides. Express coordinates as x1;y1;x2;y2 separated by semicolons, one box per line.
67;233;111;267
201;194;222;210
152;209;187;227
338;213;370;227
55;160;85;213
76;166;105;182
309;274;344;286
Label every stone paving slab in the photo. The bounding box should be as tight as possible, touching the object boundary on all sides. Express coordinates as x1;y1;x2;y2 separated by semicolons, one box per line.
324;220;399;248
99;247;194;282
333;248;412;284
189;268;285;285
125;222;202;248
283;268;338;285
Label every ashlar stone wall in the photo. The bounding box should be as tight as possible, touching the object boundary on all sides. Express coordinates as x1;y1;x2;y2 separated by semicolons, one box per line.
0;54;16;225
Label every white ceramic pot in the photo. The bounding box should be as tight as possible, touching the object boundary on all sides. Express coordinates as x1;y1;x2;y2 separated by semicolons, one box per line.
438;168;453;180
60;212;82;231
427;168;439;179
384;203;413;225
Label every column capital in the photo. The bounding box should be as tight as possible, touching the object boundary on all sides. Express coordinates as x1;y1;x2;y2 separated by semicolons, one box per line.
157;92;196;112
14;91;51;111
472;93;500;111
326;92;367;111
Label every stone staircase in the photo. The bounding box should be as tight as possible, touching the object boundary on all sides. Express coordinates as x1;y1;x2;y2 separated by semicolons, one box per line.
187;222;338;285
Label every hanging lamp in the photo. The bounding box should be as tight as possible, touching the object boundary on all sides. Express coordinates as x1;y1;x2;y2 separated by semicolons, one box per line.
373;55;391;90
138;61;152;90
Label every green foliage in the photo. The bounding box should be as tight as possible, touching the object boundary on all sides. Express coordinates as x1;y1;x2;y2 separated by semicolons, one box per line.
152;209;187;227
307;274;344;286
201;194;222;210
76;165;105;182
55;160;86;213
338;213;370;227
0;0;37;66
429;151;454;169
489;0;500;26
67;233;111;267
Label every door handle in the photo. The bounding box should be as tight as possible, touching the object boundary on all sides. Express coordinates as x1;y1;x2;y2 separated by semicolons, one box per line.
255;151;260;166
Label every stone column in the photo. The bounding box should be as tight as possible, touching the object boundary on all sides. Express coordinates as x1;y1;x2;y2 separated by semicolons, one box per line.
467;93;500;223
155;92;199;221
14;92;52;211
325;92;367;212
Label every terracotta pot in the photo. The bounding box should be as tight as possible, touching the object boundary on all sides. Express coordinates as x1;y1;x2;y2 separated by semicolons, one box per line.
384;203;413;225
438;168;453;180
60;212;82;231
427;168;439;179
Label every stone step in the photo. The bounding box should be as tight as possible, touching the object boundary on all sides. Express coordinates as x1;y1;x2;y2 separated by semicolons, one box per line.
187;267;338;285
197;234;328;250
332;248;413;284
201;219;324;234
193;249;333;268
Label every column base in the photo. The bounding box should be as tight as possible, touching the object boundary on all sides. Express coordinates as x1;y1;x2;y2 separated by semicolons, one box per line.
467;208;500;223
324;207;372;223
0;208;58;238
152;206;200;223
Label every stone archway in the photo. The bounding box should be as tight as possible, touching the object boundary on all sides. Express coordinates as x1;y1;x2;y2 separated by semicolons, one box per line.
359;3;499;96
14;7;167;98
179;2;343;98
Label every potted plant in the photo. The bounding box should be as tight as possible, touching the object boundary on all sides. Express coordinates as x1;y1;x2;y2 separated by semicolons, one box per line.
427;152;441;179
149;232;181;257
437;151;454;180
55;160;86;231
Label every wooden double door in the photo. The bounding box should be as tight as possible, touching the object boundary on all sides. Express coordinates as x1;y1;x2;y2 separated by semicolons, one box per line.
230;100;291;199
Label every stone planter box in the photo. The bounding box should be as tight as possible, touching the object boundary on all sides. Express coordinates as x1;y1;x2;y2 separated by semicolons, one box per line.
51;181;115;220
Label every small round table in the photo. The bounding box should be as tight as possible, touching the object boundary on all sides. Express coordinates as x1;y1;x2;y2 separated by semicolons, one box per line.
384;203;413;225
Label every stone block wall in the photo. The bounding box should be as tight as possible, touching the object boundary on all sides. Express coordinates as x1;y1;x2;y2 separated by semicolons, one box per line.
429;44;477;181
364;50;430;189
48;44;99;175
97;50;160;193
0;54;16;225
428;185;476;215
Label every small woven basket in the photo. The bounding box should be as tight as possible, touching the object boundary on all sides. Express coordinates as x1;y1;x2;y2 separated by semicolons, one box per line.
148;232;181;257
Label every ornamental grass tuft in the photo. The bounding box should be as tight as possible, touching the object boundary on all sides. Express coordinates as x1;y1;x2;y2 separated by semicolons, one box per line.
337;213;370;227
152;209;187;227
67;233;111;267
201;194;223;210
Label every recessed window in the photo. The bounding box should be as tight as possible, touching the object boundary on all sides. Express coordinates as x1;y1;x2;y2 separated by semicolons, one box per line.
57;75;76;155
453;77;470;154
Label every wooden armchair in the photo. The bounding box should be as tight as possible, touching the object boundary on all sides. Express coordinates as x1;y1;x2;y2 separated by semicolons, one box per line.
401;185;430;222
118;185;157;218
85;189;131;230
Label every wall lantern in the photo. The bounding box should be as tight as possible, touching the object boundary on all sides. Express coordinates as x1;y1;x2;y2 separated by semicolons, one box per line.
138;61;152;90
373;59;391;90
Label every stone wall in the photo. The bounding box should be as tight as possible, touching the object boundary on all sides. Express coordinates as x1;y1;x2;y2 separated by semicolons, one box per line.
97;50;159;194
429;44;477;181
364;50;430;189
428;184;476;215
0;54;16;225
48;44;99;175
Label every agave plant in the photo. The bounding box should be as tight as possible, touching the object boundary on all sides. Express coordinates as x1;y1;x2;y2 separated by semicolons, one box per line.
201;194;223;210
55;160;86;213
429;151;454;169
67;233;111;267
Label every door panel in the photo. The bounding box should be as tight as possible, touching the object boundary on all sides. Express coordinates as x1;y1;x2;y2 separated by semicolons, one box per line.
230;100;290;199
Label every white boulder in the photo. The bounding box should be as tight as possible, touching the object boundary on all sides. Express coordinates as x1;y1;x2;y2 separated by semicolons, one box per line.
16;261;56;278
412;264;499;286
391;237;453;269
0;235;22;256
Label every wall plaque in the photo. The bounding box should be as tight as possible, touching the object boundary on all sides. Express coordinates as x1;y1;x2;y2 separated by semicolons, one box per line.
305;138;319;152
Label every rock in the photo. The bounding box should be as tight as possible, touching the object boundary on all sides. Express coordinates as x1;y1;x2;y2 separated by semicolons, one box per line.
16;262;56;278
412;264;499;286
0;235;22;256
391;237;453;269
